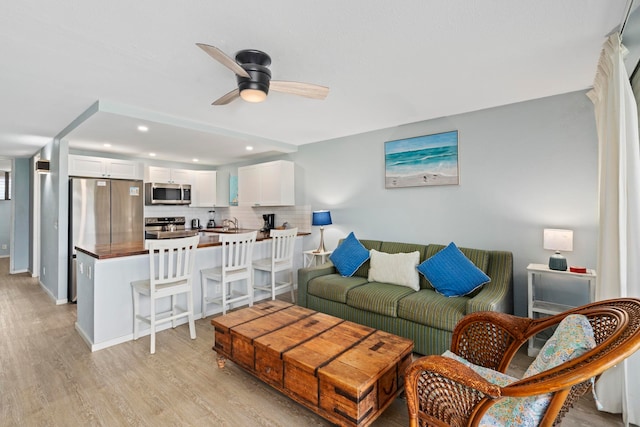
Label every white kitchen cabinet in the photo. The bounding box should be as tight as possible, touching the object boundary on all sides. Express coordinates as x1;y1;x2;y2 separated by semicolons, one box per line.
238;160;294;206
238;165;261;206
215;171;230;207
191;170;217;207
145;166;192;184
69;155;142;180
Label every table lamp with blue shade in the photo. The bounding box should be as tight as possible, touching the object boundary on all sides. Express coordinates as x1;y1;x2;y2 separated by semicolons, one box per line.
543;228;573;271
312;210;332;253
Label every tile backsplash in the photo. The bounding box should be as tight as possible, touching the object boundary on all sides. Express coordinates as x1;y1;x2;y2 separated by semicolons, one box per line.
144;204;312;232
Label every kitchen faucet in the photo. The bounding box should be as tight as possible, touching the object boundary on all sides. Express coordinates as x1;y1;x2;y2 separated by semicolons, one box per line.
223;217;238;230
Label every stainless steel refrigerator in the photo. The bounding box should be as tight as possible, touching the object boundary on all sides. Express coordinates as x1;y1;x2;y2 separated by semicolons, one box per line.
68;178;144;302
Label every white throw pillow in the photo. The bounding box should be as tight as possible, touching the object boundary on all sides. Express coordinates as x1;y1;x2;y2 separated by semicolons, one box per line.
367;249;420;291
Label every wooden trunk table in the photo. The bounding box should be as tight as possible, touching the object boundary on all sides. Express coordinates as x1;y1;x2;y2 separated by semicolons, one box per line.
211;301;413;427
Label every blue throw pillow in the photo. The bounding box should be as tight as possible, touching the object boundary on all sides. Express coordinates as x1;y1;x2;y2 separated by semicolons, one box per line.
416;242;491;297
329;232;370;277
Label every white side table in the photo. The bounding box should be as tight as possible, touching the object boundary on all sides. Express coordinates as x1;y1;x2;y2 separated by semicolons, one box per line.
526;263;596;356
303;250;332;268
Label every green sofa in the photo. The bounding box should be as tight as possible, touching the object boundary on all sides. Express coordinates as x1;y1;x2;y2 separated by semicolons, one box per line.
297;240;513;355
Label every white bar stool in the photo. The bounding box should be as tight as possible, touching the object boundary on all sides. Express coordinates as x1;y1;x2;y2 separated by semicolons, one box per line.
253;228;298;302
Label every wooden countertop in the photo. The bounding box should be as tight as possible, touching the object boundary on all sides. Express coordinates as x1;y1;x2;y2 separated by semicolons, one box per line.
76;231;310;260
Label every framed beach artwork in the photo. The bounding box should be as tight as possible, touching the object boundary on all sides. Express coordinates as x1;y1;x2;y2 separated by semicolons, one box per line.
384;130;459;188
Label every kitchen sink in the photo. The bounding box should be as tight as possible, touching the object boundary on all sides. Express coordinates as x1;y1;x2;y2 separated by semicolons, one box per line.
203;227;260;234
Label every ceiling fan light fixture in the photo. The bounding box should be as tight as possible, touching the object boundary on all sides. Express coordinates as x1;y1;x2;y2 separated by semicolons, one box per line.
198;44;329;105
240;88;267;103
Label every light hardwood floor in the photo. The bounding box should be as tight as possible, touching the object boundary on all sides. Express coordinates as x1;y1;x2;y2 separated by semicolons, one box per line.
0;258;623;426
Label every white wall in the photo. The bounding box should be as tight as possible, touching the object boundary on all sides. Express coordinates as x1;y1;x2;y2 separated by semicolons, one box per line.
38;138;69;303
293;90;598;316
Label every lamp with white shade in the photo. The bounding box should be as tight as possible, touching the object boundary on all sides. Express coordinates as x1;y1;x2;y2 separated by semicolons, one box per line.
543;228;573;271
312;210;332;253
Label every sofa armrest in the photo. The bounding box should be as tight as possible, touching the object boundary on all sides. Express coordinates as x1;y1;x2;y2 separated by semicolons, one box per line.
467;251;513;314
297;262;337;307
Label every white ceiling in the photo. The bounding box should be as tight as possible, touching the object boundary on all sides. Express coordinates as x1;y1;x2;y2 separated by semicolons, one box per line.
0;1;632;166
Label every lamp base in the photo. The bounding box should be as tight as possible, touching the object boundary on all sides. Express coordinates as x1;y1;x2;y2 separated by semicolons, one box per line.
314;226;326;253
549;252;567;271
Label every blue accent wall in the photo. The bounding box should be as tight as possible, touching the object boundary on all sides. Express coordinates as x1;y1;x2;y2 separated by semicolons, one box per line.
12;158;30;271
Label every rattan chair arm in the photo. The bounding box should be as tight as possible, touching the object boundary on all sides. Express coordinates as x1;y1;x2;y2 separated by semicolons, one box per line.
451;311;533;371
405;355;502;427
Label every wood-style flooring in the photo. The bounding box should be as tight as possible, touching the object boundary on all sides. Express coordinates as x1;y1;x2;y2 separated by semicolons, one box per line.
0;258;623;426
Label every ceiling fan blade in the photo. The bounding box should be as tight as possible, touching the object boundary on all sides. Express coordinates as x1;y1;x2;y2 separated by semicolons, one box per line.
196;43;250;78
269;81;329;100
212;88;240;105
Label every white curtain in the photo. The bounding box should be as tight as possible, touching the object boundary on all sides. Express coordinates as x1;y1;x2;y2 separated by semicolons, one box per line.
587;32;640;427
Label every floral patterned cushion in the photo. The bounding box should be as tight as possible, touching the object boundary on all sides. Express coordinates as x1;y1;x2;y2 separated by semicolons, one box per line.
524;314;596;378
443;351;550;427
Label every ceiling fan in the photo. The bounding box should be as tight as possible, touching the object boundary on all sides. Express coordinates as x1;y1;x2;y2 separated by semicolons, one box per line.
196;43;329;105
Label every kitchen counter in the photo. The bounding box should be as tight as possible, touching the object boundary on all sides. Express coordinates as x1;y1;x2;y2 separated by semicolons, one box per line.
200;227;261;234
76;230;309;260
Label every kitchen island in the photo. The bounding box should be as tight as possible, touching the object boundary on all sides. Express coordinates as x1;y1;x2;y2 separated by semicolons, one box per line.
75;231;308;351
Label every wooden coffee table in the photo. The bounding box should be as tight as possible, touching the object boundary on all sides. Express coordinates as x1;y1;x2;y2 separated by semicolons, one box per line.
211;300;413;427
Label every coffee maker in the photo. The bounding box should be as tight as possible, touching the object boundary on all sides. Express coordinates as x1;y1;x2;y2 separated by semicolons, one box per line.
261;214;275;232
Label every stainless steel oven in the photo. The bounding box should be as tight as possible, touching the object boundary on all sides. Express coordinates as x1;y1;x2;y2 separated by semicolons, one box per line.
144;216;199;239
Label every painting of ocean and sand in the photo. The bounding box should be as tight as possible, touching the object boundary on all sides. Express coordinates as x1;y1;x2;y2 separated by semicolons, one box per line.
385;130;459;188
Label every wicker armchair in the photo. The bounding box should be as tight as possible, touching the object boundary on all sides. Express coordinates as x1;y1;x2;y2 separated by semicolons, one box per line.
404;298;640;427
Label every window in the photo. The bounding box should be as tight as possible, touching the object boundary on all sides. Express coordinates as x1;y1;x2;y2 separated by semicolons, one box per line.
0;171;11;200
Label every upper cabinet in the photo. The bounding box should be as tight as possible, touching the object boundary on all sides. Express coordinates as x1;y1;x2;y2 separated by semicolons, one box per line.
238;160;294;206
191;170;225;207
69;155;142;180
145;166;192;184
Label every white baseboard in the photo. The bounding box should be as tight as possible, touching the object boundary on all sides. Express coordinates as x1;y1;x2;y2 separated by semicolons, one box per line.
38;280;67;305
80;317;190;352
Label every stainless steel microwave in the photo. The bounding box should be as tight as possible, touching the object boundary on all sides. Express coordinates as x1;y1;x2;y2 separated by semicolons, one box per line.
144;182;191;205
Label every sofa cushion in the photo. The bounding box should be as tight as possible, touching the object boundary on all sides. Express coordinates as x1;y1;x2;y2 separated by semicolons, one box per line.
418;242;491;297
424;244;490;291
397;288;468;331
334;237;383;279
378;242;427;287
524;314;596;378
352;239;383;278
307;274;369;304
379;241;427;257
368;249;421;291
329;232;370;277
346;282;416;317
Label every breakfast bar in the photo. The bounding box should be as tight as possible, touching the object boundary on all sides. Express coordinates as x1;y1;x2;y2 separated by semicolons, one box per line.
74;232;307;351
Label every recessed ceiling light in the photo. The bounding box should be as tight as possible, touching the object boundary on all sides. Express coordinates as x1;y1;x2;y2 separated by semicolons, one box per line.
246;146;254;151
103;143;111;147
149;152;156;157
137;125;149;132
192;158;199;162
